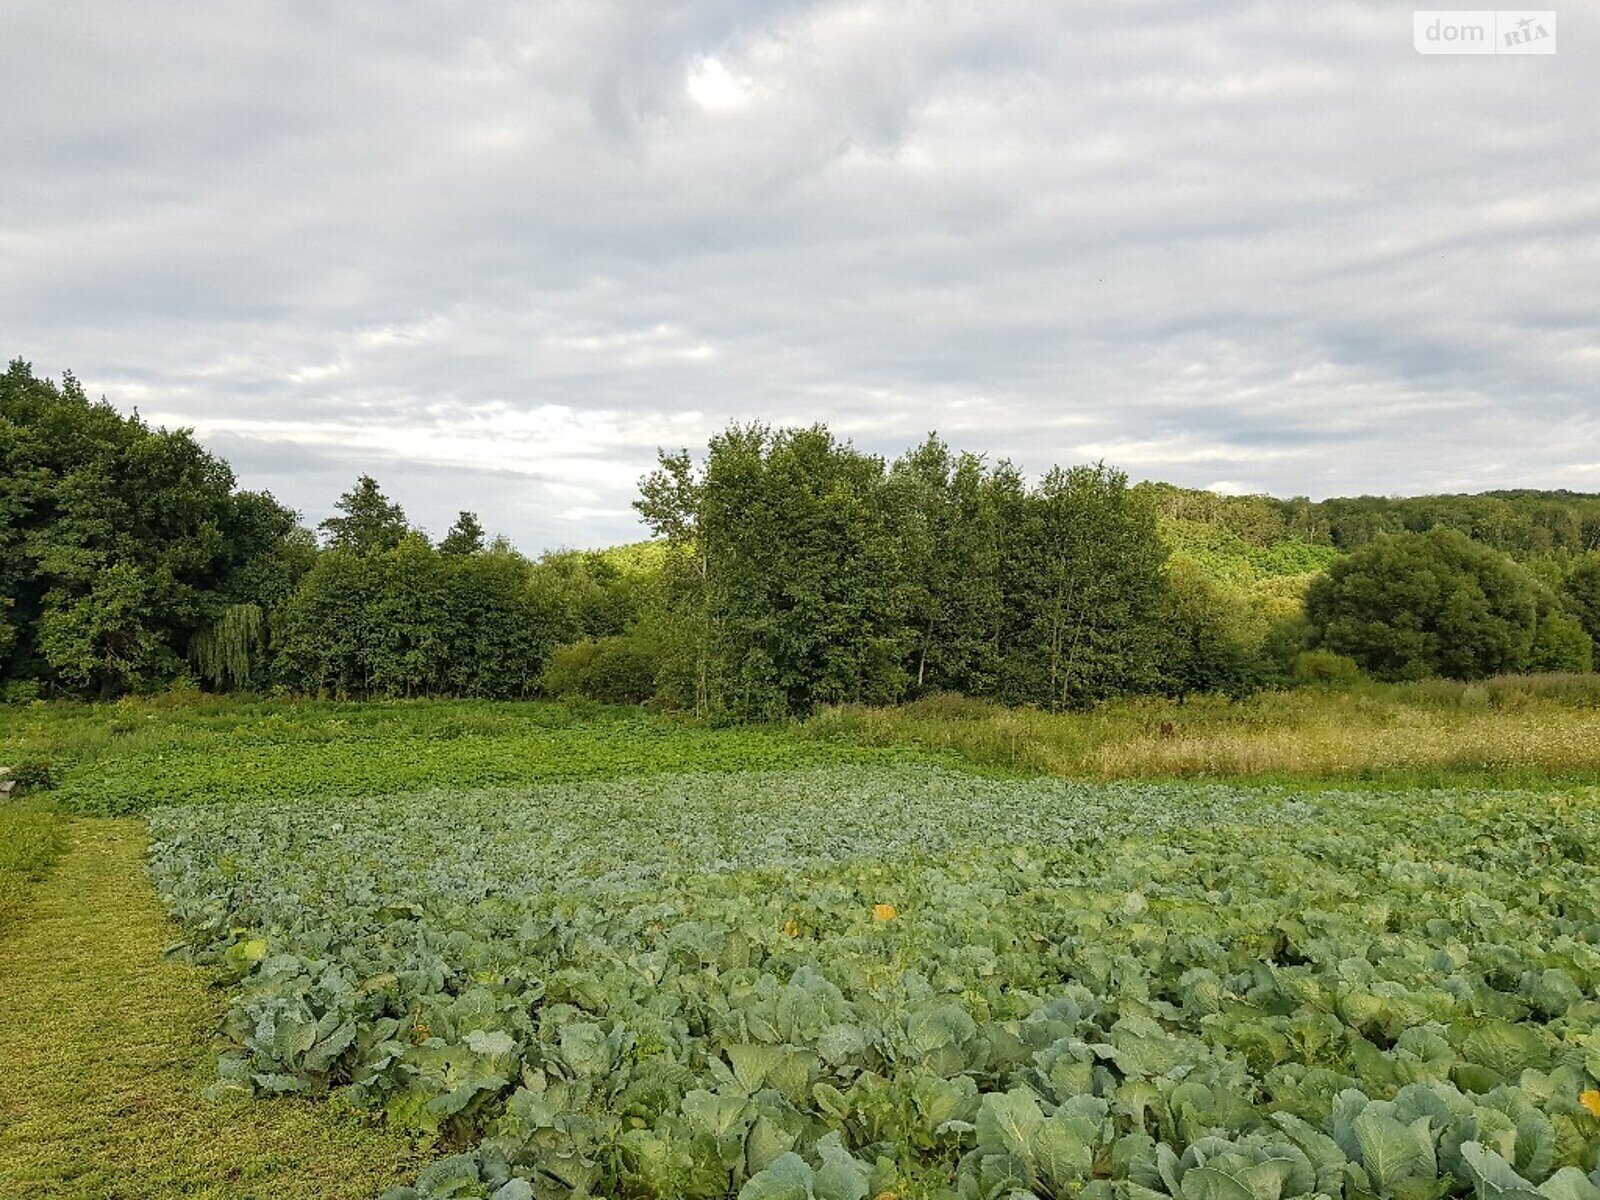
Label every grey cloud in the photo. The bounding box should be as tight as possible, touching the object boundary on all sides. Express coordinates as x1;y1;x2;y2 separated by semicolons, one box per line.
3;0;1596;551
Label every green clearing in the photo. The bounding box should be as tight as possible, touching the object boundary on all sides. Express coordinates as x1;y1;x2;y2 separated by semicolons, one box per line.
0;696;939;815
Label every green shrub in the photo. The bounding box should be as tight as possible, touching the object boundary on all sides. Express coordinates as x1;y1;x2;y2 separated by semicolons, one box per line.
540;636;659;705
8;758;55;793
1291;649;1363;686
272;540;563;698
1306;529;1539;680
1;680;42;704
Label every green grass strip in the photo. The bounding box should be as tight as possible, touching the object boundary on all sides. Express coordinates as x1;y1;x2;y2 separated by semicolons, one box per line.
0;818;422;1199
0;797;64;929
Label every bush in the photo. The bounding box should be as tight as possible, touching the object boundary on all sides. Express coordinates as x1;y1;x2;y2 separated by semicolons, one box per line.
8;759;56;793
1156;558;1267;698
273;540;563;698
1528;612;1594;674
540;636;659;705
1291;649;1363;687
1;680;42;704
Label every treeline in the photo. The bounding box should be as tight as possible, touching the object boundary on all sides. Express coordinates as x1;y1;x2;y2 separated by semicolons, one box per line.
3;358;1599;709
629;427;1176;717
0;361;308;697
0;361;633;700
607;428;1598;717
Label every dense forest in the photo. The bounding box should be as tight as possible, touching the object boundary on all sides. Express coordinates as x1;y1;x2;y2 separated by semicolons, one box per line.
3;358;1598;712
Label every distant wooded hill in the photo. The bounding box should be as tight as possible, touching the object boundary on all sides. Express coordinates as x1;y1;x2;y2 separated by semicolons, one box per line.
1141;481;1600;558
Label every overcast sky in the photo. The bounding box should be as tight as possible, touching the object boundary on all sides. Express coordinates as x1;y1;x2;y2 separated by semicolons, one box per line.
3;2;1596;552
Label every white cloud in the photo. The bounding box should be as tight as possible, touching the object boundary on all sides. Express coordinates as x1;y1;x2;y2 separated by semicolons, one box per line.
687;56;755;111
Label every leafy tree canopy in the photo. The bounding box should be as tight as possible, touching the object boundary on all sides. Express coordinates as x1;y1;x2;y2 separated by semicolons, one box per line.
1563;553;1600;646
1306;529;1540;680
439;511;486;556
319;475;408;554
0;359;299;695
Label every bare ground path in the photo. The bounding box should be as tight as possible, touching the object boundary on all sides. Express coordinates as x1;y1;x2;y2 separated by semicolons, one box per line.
0;818;421;1199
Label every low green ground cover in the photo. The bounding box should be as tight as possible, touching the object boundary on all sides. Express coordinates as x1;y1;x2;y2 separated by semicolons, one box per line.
148;765;1600;1200
0;700;937;1198
0;697;931;815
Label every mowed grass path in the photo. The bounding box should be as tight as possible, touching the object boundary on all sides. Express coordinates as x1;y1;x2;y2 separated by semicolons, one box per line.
0;819;422;1200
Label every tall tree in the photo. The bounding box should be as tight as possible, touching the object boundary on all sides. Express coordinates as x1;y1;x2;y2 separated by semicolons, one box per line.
439;511;486;556
888;436;1004;695
526;550;641;642
319;475;408;554
273;536;562;698
1563;553;1600;647
0;359;299;695
637;424;910;719
998;464;1167;707
634;447;715;713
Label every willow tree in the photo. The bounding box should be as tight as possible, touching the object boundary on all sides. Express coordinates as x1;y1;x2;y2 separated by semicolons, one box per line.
191;603;269;691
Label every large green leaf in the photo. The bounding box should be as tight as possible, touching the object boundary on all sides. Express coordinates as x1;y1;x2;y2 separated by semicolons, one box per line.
976;1089;1046;1161
1032;1116;1093;1189
1353;1110;1437;1195
1180;1166;1256;1200
1459;1142;1545;1200
739;1152;815;1200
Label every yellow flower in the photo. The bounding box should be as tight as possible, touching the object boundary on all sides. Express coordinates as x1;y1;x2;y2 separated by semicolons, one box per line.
782;919;800;938
1581;1089;1600;1117
872;903;899;923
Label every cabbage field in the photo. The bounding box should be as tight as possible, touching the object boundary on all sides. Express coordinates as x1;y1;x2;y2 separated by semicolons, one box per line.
146;766;1600;1200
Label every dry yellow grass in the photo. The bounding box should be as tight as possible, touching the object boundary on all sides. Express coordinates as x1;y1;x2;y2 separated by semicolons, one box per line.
805;680;1600;784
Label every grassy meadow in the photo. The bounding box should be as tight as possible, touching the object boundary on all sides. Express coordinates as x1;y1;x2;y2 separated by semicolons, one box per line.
0;797;64;929
5;674;1599;820
805;674;1600;788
